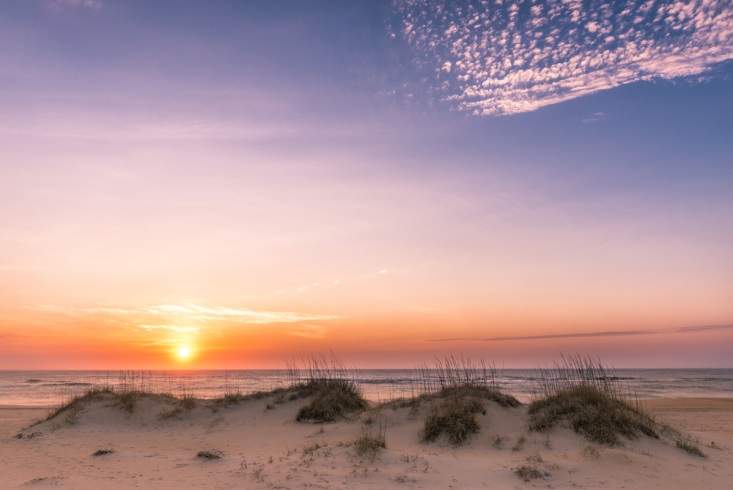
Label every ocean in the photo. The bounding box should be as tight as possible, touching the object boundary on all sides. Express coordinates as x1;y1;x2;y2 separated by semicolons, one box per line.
1;368;732;407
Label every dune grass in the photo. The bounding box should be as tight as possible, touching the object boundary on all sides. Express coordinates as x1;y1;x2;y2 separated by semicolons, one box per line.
92;449;115;457
33;351;698;459
528;355;660;445
421;390;484;445
514;465;546;482
676;438;706;457
354;417;387;459
34;386;147;427
36;387;114;426
419;385;520;446
158;392;198;420
209;386;296;412
295;378;368;422
34;370;168;426
289;354;368;423
35;371;184;426
196;450;223;460
415;356;520;446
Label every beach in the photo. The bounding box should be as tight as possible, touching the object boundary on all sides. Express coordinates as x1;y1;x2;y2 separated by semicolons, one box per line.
2;395;732;489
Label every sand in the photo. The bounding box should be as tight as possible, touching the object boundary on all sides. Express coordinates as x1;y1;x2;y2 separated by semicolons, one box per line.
1;395;732;489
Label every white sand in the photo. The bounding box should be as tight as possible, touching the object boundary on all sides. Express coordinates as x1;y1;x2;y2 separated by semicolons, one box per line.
1;395;732;489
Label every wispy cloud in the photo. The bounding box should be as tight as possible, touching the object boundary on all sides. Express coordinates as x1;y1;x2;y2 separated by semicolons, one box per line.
145;304;340;324
137;324;200;334
426;324;733;342
675;324;733;333
581;111;605;123
393;0;733;115
33;303;340;329
286;324;329;339
50;0;101;10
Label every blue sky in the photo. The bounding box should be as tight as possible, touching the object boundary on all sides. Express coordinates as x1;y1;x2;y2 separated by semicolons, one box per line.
0;0;731;368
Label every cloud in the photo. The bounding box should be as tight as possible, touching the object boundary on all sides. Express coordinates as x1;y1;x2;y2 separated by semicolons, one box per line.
50;0;101;10
145;304;340;324
675;324;733;333
392;0;733;115
137;324;200;334
425;324;733;342
286;324;329;339
33;303;340;328
581;111;605;123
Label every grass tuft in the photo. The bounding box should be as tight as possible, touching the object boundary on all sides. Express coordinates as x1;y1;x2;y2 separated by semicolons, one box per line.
36;387;114;426
415;357;520;446
528;355;660;445
158;393;198;420
34;385;152;426
676;438;706;457
514;465;546;482
421;393;483;446
415;355;503;395
196;450;223;460
353;419;387;459
295;378;368;422
92;449;115;457
290;354;368;423
512;434;526;452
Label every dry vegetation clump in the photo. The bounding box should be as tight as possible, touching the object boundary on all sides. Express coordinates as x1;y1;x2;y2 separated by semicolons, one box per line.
421;390;485;445
289;354;369;423
528;355;660;445
37;385;155;426
209;387;295;412
512;434;527;452
92;449;115;457
295;378;368;422
676;438;706;457
211;392;245;408
417;356;520;446
37;387;115;425
440;384;521;408
158;393;198;420
196;450;223;460
514;465;547;482
36;371;170;427
353;418;387;459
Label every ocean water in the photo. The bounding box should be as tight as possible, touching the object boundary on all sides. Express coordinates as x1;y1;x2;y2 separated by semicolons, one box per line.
1;369;732;407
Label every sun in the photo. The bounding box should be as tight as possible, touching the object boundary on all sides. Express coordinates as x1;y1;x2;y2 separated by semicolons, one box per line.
177;346;191;359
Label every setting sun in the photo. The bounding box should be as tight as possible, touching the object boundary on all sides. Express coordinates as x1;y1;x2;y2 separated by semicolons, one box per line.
177;346;191;359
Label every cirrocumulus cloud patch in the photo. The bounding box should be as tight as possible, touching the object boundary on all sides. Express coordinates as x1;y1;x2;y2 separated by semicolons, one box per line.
392;0;733;115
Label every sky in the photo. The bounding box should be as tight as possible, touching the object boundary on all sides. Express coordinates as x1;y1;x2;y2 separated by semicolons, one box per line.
0;0;731;369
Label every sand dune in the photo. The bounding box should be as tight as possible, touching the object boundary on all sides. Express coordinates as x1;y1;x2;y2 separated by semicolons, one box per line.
1;393;732;489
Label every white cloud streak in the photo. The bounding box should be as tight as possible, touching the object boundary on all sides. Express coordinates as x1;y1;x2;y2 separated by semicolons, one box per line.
393;0;733;115
145;304;340;324
137;324;200;334
50;0;101;10
34;303;340;327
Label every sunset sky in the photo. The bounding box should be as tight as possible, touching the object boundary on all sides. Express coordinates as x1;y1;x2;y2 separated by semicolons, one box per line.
1;0;731;369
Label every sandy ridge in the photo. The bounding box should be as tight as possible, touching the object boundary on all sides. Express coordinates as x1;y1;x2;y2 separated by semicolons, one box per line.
1;396;731;489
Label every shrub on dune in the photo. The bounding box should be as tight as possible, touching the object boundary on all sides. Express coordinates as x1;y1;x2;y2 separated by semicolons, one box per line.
418;356;521;446
290;354;368;423
353;417;387;459
528;355;660;445
421;391;484;445
295;378;368;422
